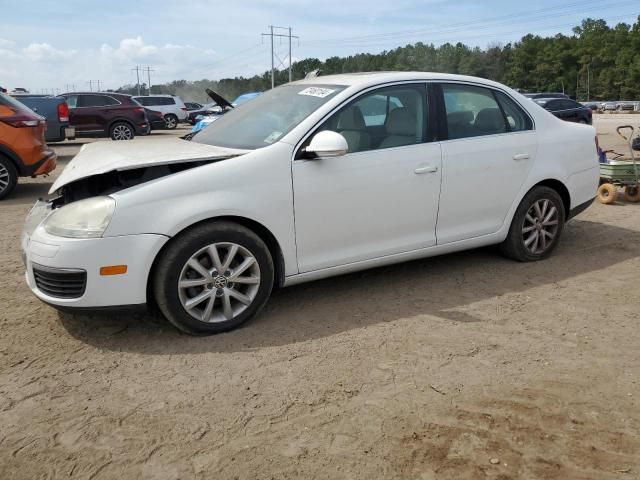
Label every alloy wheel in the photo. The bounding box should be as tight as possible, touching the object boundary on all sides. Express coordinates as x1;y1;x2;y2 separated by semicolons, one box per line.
0;163;9;193
165;116;177;128
177;242;261;323
112;124;133;140
522;199;560;255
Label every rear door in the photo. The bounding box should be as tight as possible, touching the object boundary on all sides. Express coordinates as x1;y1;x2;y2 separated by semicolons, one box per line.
436;83;537;244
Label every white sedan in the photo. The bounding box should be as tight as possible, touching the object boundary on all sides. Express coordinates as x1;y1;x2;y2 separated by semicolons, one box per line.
22;72;599;334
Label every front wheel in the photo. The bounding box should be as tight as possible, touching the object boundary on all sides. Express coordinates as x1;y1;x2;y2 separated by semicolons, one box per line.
153;222;274;335
164;114;178;130
110;122;135;140
500;186;565;262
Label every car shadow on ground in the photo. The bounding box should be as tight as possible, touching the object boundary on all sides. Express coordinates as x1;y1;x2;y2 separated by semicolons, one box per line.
58;217;640;354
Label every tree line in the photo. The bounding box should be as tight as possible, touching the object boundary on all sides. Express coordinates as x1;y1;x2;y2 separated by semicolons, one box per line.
115;17;640;103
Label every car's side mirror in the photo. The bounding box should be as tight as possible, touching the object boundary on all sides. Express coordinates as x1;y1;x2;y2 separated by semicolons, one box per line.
304;130;348;158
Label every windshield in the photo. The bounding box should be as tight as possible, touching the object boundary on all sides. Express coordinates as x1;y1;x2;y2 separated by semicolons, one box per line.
193;84;345;150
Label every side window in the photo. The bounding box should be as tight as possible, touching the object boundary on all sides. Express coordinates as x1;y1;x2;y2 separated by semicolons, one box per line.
103;96;119;106
65;95;78;109
135;97;150;106
318;84;427;154
163;97;176;105
494;91;533;132
77;95;109;107
442;84;507;139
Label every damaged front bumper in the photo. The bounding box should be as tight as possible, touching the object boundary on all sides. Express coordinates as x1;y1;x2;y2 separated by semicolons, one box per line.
22;200;169;310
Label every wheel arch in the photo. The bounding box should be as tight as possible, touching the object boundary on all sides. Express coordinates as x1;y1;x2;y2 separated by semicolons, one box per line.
108;118;135;135
0;145;25;176
532;178;571;219
146;215;286;305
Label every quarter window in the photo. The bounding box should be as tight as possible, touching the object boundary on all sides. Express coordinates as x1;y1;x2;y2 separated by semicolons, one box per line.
317;84;427;154
494;91;533;132
443;84;507;139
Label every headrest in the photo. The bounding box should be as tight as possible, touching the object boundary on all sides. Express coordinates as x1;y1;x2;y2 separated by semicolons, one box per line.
386;108;415;136
475;108;505;132
447;110;473;125
337;105;366;130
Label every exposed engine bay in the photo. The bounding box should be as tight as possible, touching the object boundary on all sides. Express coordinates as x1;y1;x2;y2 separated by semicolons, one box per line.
50;158;223;208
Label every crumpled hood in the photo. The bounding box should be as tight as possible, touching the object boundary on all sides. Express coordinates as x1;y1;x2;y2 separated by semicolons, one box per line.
50;137;248;193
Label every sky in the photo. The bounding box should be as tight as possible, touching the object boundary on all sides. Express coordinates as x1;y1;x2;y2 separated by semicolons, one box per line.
0;0;637;93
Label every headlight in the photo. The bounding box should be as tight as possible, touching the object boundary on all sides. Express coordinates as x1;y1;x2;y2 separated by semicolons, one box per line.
43;196;115;238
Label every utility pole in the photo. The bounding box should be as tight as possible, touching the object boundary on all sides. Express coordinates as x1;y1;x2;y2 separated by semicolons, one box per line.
587;62;591;102
261;26;299;89
132;66;142;96
143;66;154;95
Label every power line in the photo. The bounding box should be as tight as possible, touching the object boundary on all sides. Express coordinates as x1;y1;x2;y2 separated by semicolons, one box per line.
261;26;299;88
87;80;101;92
301;0;636;47
143;66;154;94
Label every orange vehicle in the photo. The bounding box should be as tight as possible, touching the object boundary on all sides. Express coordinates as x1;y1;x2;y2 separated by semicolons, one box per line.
0;92;57;199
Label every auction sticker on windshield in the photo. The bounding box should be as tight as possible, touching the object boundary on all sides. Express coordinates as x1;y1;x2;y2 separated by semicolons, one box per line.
298;87;336;98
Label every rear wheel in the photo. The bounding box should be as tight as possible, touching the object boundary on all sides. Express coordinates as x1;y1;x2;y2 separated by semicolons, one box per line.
164;114;178;130
0;156;18;200
597;183;617;204
153;221;274;335
500;186;565;262
110;122;135;140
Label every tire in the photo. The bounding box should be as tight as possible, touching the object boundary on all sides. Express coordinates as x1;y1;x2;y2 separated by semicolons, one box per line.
500;186;565;262
624;185;640;203
164;114;178;130
110;122;135;140
153;221;274;335
597;183;617;204
0;155;18;200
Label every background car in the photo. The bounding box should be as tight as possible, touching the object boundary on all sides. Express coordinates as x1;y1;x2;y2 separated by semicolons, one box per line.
524;92;569;99
184;102;203;111
602;102;617;111
145;108;167;131
60;92;149;140
534;98;593;124
132;94;187;129
11;94;74;142
0;92;56;199
616;101;636;111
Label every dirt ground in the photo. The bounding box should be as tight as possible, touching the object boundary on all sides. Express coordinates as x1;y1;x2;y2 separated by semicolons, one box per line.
1;118;639;479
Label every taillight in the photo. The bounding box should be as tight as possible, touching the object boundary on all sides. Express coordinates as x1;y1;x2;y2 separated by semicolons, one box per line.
587;108;593;115
133;107;144;113
181;107;188;111
0;110;44;128
57;102;69;122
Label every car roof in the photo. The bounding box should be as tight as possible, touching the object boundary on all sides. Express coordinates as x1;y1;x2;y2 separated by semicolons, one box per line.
288;71;510;90
134;94;177;98
64;91;131;97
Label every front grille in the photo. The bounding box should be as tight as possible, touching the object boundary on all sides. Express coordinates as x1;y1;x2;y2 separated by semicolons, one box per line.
33;264;87;299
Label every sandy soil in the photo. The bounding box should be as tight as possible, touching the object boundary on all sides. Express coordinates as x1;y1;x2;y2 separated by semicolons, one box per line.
1;122;639;479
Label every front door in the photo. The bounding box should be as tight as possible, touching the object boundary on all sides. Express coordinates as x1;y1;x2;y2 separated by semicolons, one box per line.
293;83;442;273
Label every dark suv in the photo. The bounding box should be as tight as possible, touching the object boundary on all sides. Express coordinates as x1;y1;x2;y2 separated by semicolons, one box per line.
534;98;593;124
60;92;149;140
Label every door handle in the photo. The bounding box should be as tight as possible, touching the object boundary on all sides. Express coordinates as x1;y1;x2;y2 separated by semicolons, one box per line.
414;165;438;174
513;153;530;161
